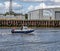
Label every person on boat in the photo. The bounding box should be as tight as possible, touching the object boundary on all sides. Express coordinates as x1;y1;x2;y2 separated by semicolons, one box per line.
21;24;23;30
12;27;15;31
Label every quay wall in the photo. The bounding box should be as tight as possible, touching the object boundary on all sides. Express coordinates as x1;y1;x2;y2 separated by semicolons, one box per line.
0;20;60;27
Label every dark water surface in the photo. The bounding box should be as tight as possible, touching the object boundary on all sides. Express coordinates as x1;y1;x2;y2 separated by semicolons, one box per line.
0;28;60;51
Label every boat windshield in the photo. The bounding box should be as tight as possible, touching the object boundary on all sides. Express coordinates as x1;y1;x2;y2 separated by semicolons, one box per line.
23;26;28;29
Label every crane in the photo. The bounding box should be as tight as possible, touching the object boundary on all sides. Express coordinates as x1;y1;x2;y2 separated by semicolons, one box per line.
9;0;12;15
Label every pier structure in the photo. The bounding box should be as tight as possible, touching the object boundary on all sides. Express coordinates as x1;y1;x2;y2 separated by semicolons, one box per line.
0;20;60;27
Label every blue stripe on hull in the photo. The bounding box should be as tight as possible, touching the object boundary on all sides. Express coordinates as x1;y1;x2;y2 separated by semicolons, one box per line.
11;30;34;34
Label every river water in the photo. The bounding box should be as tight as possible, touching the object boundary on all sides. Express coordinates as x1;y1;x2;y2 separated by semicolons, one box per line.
0;28;60;51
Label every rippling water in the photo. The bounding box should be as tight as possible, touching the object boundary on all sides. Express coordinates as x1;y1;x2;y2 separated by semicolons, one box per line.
0;28;60;51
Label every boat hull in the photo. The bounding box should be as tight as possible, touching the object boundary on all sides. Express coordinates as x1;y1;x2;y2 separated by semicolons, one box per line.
11;30;34;34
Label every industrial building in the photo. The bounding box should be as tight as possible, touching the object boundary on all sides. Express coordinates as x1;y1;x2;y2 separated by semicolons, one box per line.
28;7;60;20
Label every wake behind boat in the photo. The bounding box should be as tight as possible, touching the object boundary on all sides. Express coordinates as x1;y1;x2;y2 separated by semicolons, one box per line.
11;26;34;34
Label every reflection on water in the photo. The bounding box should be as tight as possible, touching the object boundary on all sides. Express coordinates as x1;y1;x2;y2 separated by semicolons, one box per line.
0;28;60;51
